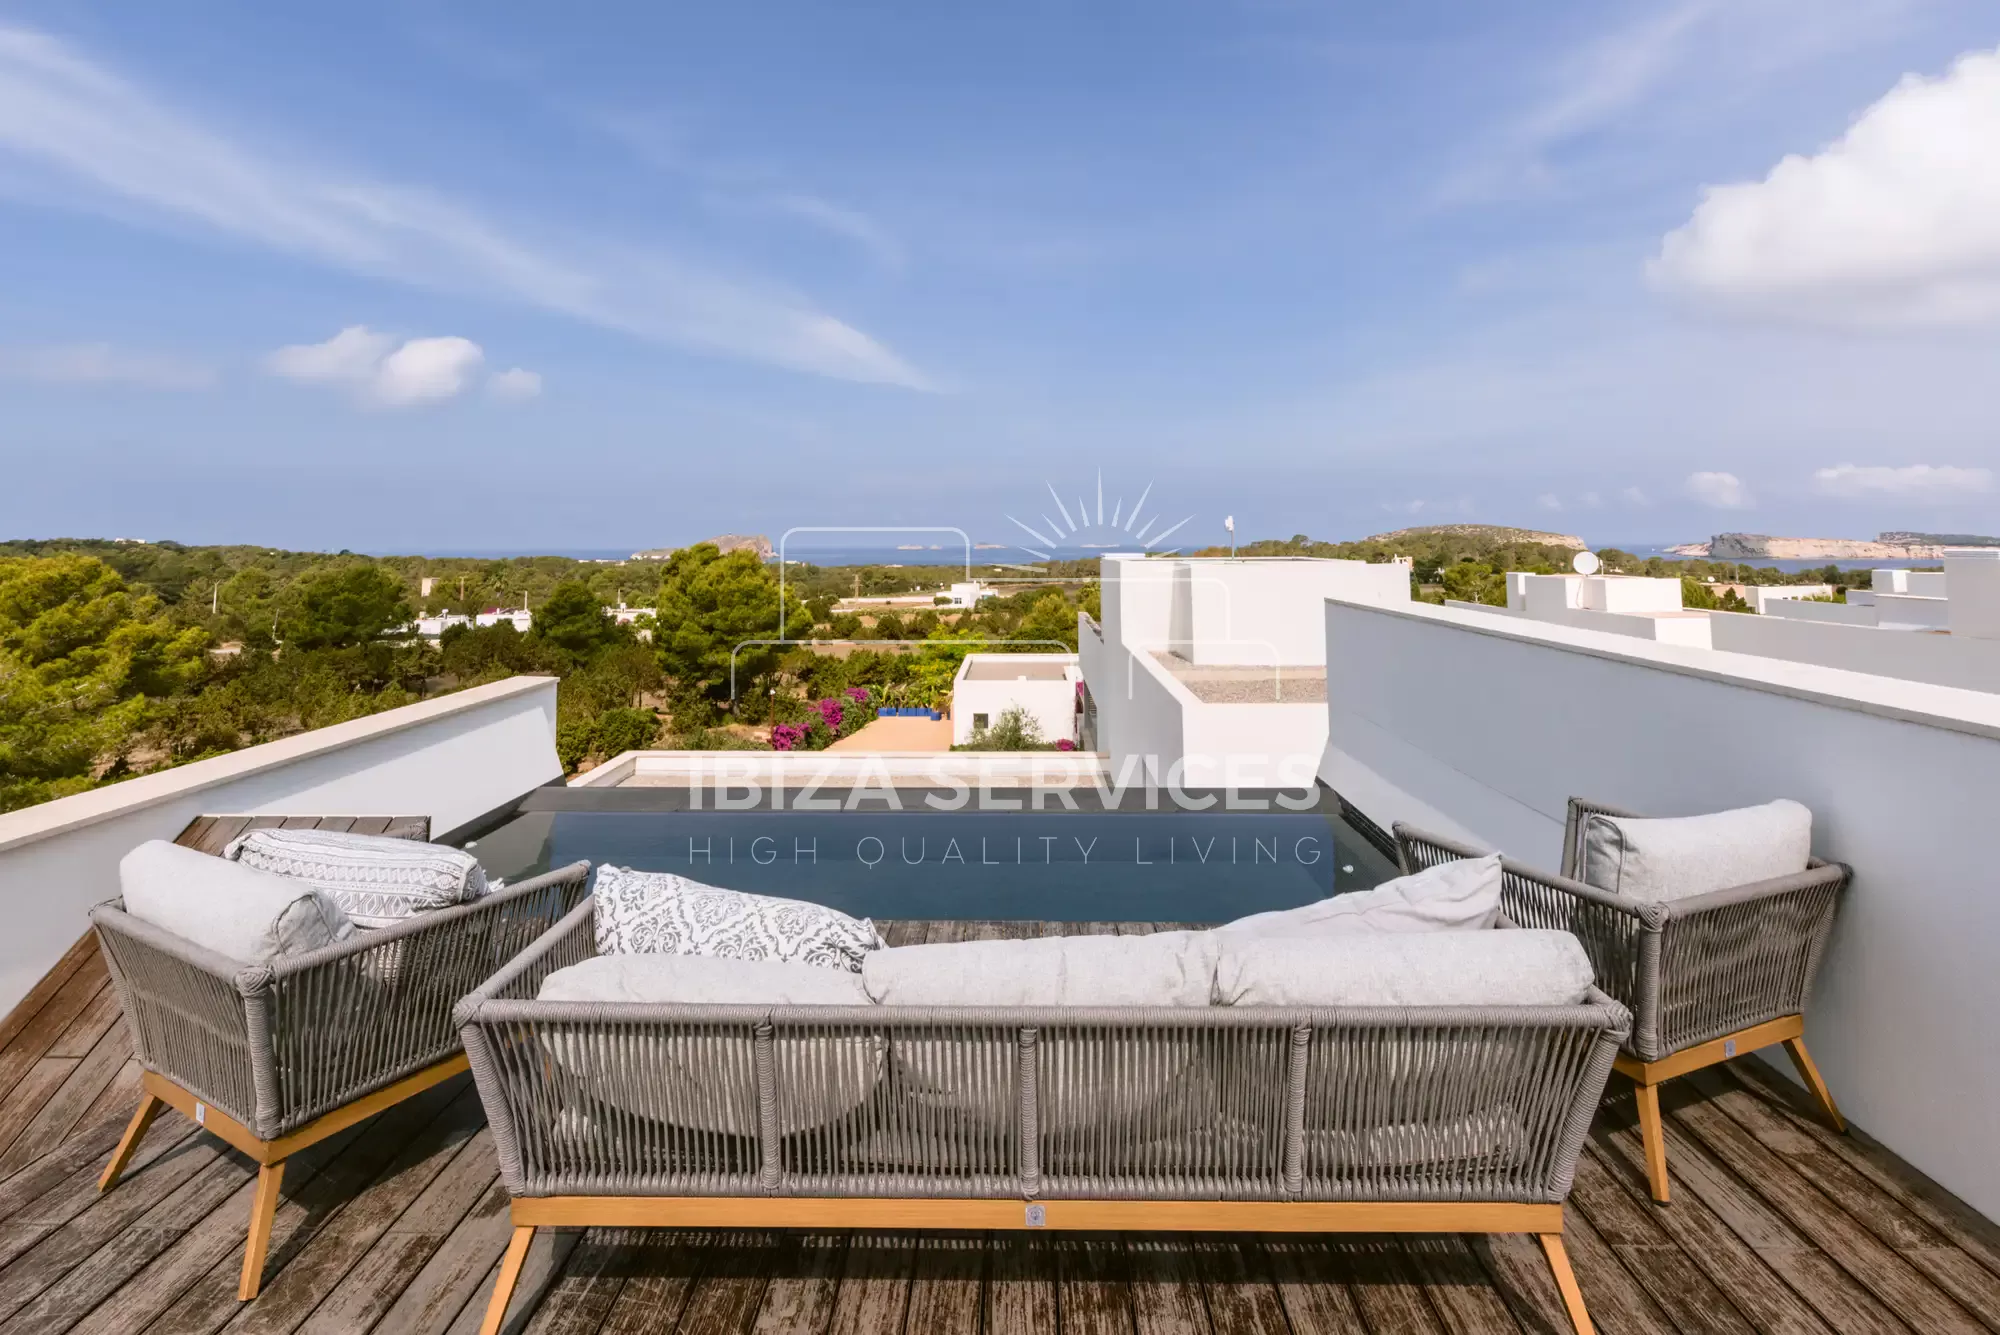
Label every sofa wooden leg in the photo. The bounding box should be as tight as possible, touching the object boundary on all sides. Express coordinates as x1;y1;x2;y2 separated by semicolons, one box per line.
1782;1036;1845;1134
98;1094;163;1192
1539;1233;1593;1335
1634;1082;1670;1204
480;1226;536;1335
239;1161;285;1301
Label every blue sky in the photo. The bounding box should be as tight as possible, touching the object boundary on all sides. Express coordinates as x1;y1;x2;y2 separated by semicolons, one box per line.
3;1;1999;553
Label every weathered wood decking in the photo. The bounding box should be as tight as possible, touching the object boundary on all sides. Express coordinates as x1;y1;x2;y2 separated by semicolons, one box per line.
1;824;1997;1332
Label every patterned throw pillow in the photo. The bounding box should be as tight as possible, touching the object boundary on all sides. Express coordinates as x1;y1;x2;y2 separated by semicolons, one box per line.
225;828;488;930
591;867;884;972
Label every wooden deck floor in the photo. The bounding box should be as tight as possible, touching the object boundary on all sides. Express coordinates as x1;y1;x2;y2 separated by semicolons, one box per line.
4;919;1998;1334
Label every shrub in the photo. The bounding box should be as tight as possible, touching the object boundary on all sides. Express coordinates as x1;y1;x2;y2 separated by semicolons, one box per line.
593;707;661;757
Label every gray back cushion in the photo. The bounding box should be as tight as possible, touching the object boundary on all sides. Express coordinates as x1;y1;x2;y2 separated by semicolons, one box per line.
225;827;487;930
1581;799;1812;902
862;932;1219;1007
1218;853;1502;936
120;840;355;963
1214;930;1595;1007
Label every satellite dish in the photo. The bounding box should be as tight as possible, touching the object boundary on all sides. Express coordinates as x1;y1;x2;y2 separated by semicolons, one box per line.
1573;551;1602;576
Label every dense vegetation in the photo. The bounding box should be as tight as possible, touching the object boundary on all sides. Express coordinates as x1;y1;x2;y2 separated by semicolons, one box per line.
0;538;1099;811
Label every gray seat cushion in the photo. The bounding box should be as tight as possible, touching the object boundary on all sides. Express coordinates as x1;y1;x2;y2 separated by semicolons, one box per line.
1214;930;1595;1007
225;827;489;930
592;868;884;972
119;840;355;963
537;954;881;1137
1581;799;1812;903
861;932;1219;1007
1217;853;1503;936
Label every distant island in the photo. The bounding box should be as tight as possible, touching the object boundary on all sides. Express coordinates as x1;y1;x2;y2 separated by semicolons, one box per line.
1362;523;1587;551
1667;532;2000;560
631;534;775;561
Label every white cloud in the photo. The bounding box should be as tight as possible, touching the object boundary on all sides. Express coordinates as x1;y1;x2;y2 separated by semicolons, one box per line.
1620;486;1652;507
1813;463;1993;500
0;25;928;387
1651;47;2000;327
488;367;543;401
375;337;484;406
1578;491;1603;509
0;342;213;389
770;194;904;270
265;326;394;384
266;326;487;407
1379;499;1427;516
1535;493;1564;511
1686;471;1751;508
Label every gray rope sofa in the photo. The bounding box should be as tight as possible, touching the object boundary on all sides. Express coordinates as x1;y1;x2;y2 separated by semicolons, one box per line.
458;876;1630;1335
1395;801;1848;1204
91;856;592;1299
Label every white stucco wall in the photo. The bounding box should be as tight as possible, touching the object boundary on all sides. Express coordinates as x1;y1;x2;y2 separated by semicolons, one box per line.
1945;551;2000;639
1168;558;1408;666
1320;597;2000;1222
1874;594;1950;630
0;676;561;1015
1449;600;1714;647
1765;598;1881;627
1709;611;2000;692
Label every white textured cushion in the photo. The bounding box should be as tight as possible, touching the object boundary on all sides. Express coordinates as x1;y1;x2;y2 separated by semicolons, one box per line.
537;954;879;1136
1581;800;1812;903
1218;854;1503;936
861;932;1219;1007
225;827;487;930
1214;930;1595;1007
592;868;883;972
119;840;355;963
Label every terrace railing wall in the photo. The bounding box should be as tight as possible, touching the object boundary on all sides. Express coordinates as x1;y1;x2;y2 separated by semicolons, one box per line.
1320;595;2000;1224
0;675;561;1015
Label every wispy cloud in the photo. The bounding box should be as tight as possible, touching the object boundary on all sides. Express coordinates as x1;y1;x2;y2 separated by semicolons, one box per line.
0;25;928;388
488;367;543;402
1813;463;1993;500
0;342;214;389
768;193;905;270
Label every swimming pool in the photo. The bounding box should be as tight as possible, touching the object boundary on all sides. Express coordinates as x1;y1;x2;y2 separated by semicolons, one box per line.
464;784;1401;923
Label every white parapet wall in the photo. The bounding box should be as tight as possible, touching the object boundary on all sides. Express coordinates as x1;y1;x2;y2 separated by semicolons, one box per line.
1764;598;1882;627
1166;557;1409;666
1709;610;2000;692
0;676;562;1015
1320;597;2000;1221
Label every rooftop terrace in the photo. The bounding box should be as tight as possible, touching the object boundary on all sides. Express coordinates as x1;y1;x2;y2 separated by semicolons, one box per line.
1152;652;1330;704
6;911;1997;1335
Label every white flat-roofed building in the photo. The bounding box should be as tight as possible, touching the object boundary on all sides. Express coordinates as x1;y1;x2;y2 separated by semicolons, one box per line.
949;653;1080;745
1081;553;1409;786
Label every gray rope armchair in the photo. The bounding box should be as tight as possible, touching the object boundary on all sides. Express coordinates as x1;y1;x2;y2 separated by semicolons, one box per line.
457;893;1630;1335
91;859;592;1300
1396;802;1847;1204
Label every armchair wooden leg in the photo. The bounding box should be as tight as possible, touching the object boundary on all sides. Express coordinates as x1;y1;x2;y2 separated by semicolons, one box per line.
98;1094;163;1192
1782;1037;1845;1133
239;1161;285;1301
480;1226;536;1335
1634;1083;1670;1204
1539;1233;1594;1335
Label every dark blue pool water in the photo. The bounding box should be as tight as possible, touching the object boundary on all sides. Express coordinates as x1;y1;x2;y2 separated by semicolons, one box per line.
466;798;1400;922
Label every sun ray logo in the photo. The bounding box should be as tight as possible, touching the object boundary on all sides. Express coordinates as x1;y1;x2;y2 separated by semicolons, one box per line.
1004;471;1196;561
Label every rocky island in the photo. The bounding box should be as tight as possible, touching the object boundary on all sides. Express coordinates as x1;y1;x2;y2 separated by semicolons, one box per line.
1665;532;1997;560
